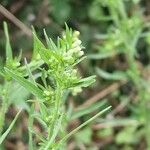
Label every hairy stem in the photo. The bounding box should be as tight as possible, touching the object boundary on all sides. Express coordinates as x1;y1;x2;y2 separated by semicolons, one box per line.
0;82;10;135
48;84;62;140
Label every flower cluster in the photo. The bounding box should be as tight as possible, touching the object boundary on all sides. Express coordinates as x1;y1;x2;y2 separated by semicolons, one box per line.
63;30;84;65
45;29;86;94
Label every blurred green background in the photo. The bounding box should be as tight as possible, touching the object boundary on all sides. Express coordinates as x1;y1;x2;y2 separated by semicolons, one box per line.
0;0;150;149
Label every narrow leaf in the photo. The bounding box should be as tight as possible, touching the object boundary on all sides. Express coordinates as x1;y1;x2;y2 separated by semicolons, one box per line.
44;114;64;150
28;105;34;150
71;100;107;120
33;31;45;60
74;75;96;88
58;106;111;146
0;110;21;145
87;53;115;60
3;22;12;60
96;67;127;80
5;68;44;99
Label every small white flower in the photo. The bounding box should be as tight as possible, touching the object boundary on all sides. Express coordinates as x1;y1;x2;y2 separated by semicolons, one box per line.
72;47;82;54
72;40;82;47
67;49;74;55
72;87;82;95
73;31;80;37
72;69;77;75
78;50;84;57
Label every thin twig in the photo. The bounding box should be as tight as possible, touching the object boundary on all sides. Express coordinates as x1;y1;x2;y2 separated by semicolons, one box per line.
0;4;32;37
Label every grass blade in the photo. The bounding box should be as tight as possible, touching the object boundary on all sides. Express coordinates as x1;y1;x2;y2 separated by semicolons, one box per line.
0;110;21;145
58;106;111;146
96;67;127;81
3;22;12;60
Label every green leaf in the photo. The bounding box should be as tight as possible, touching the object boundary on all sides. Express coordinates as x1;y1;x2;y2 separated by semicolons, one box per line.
20;60;44;75
5;68;44;100
65;23;72;45
74;75;96;88
43;29;57;51
58;106;111;146
44;114;64;150
28;105;34;150
24;58;36;85
97;118;139;128
39;48;62;66
41;69;48;88
33;32;45;51
33;31;45;60
96;67;127;80
71;100;107;120
87;52;115;60
33;31;62;64
3;22;12;60
38;48;55;64
40;103;48;119
49;38;57;50
44;29;51;49
0;110;21;145
10;83;30;110
72;56;86;67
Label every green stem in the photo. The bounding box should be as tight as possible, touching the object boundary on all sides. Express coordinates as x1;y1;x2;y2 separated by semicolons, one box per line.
0;82;10;136
48;85;62;140
0;100;8;135
28;104;34;150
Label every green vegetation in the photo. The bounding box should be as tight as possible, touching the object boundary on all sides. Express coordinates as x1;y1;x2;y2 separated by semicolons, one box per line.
0;22;110;149
0;0;150;149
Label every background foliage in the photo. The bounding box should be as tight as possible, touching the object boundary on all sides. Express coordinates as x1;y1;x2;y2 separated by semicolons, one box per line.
0;0;150;149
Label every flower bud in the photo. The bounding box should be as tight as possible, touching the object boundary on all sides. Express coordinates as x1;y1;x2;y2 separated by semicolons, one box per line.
78;50;84;57
72;40;82;47
73;31;80;37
